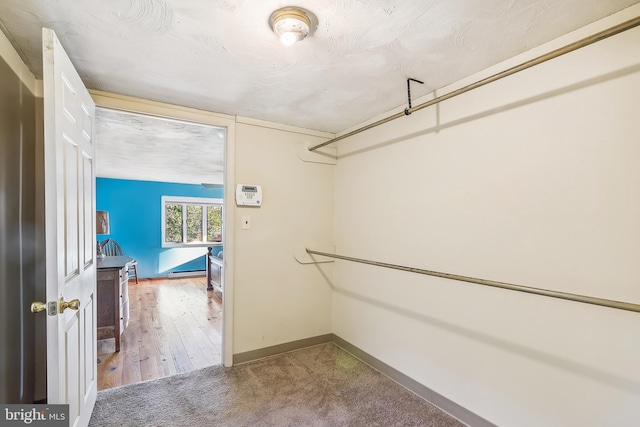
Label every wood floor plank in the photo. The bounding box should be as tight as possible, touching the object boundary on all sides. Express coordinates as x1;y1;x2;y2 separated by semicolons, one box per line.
185;322;221;368
137;286;163;382
194;292;223;346
120;291;142;386
149;301;179;378
97;277;222;391
153;283;195;374
97;350;123;390
175;279;222;363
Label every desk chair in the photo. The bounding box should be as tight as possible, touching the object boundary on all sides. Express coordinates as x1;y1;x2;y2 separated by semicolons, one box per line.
100;238;139;284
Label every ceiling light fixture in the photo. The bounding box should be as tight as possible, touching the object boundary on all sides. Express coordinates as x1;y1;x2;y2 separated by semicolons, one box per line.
269;7;315;46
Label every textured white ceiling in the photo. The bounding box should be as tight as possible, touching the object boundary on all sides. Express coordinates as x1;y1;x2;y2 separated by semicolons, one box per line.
95;108;226;185
1;0;638;134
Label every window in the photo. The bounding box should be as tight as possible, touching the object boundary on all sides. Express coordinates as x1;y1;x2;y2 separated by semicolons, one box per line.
162;196;223;247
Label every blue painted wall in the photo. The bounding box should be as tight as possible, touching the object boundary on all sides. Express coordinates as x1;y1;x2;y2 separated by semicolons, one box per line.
96;178;223;278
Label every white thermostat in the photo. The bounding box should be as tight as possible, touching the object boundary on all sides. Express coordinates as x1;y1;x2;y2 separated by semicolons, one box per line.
236;184;262;206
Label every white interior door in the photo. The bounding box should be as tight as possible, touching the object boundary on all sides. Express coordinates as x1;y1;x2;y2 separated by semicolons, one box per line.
43;28;97;427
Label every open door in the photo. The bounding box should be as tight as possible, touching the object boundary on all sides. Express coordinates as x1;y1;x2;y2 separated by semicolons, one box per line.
42;28;97;426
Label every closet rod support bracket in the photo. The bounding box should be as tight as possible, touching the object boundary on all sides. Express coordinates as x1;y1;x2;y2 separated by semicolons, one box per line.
404;78;424;115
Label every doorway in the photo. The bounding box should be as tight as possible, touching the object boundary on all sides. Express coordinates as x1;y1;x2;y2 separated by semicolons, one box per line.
93;103;234;389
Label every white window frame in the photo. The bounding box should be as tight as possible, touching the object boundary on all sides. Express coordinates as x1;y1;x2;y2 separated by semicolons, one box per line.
161;196;223;248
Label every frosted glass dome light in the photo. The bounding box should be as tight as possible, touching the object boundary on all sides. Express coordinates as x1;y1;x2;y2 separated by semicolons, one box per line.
269;7;314;46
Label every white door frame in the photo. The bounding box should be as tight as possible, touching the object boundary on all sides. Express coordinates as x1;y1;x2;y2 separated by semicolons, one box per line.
89;91;236;367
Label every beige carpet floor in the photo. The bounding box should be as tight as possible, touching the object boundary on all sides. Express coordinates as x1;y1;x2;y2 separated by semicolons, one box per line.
89;343;464;427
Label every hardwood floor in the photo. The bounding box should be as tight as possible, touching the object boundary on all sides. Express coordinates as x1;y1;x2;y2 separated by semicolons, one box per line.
97;276;222;391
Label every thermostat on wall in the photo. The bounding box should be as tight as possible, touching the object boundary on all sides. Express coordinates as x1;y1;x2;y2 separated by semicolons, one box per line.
236;184;262;206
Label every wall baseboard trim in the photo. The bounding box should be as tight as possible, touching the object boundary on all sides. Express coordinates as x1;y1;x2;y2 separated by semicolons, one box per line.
233;334;334;365
167;270;206;278
233;333;495;427
331;335;496;427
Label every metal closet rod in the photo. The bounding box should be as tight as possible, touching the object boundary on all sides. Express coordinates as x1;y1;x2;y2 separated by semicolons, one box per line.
308;16;640;152
306;249;640;313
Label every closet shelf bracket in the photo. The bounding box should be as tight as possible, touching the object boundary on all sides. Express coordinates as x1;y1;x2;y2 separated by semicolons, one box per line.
294;246;335;264
296;142;337;164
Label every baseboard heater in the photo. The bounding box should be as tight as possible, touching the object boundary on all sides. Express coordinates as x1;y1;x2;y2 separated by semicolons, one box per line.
167;270;206;278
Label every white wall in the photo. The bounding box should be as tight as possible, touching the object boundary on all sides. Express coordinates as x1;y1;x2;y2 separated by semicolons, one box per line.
88;93;337;361
233;118;335;353
332;6;640;427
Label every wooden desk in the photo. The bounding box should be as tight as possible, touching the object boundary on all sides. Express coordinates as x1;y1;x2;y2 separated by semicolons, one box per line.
97;256;134;352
